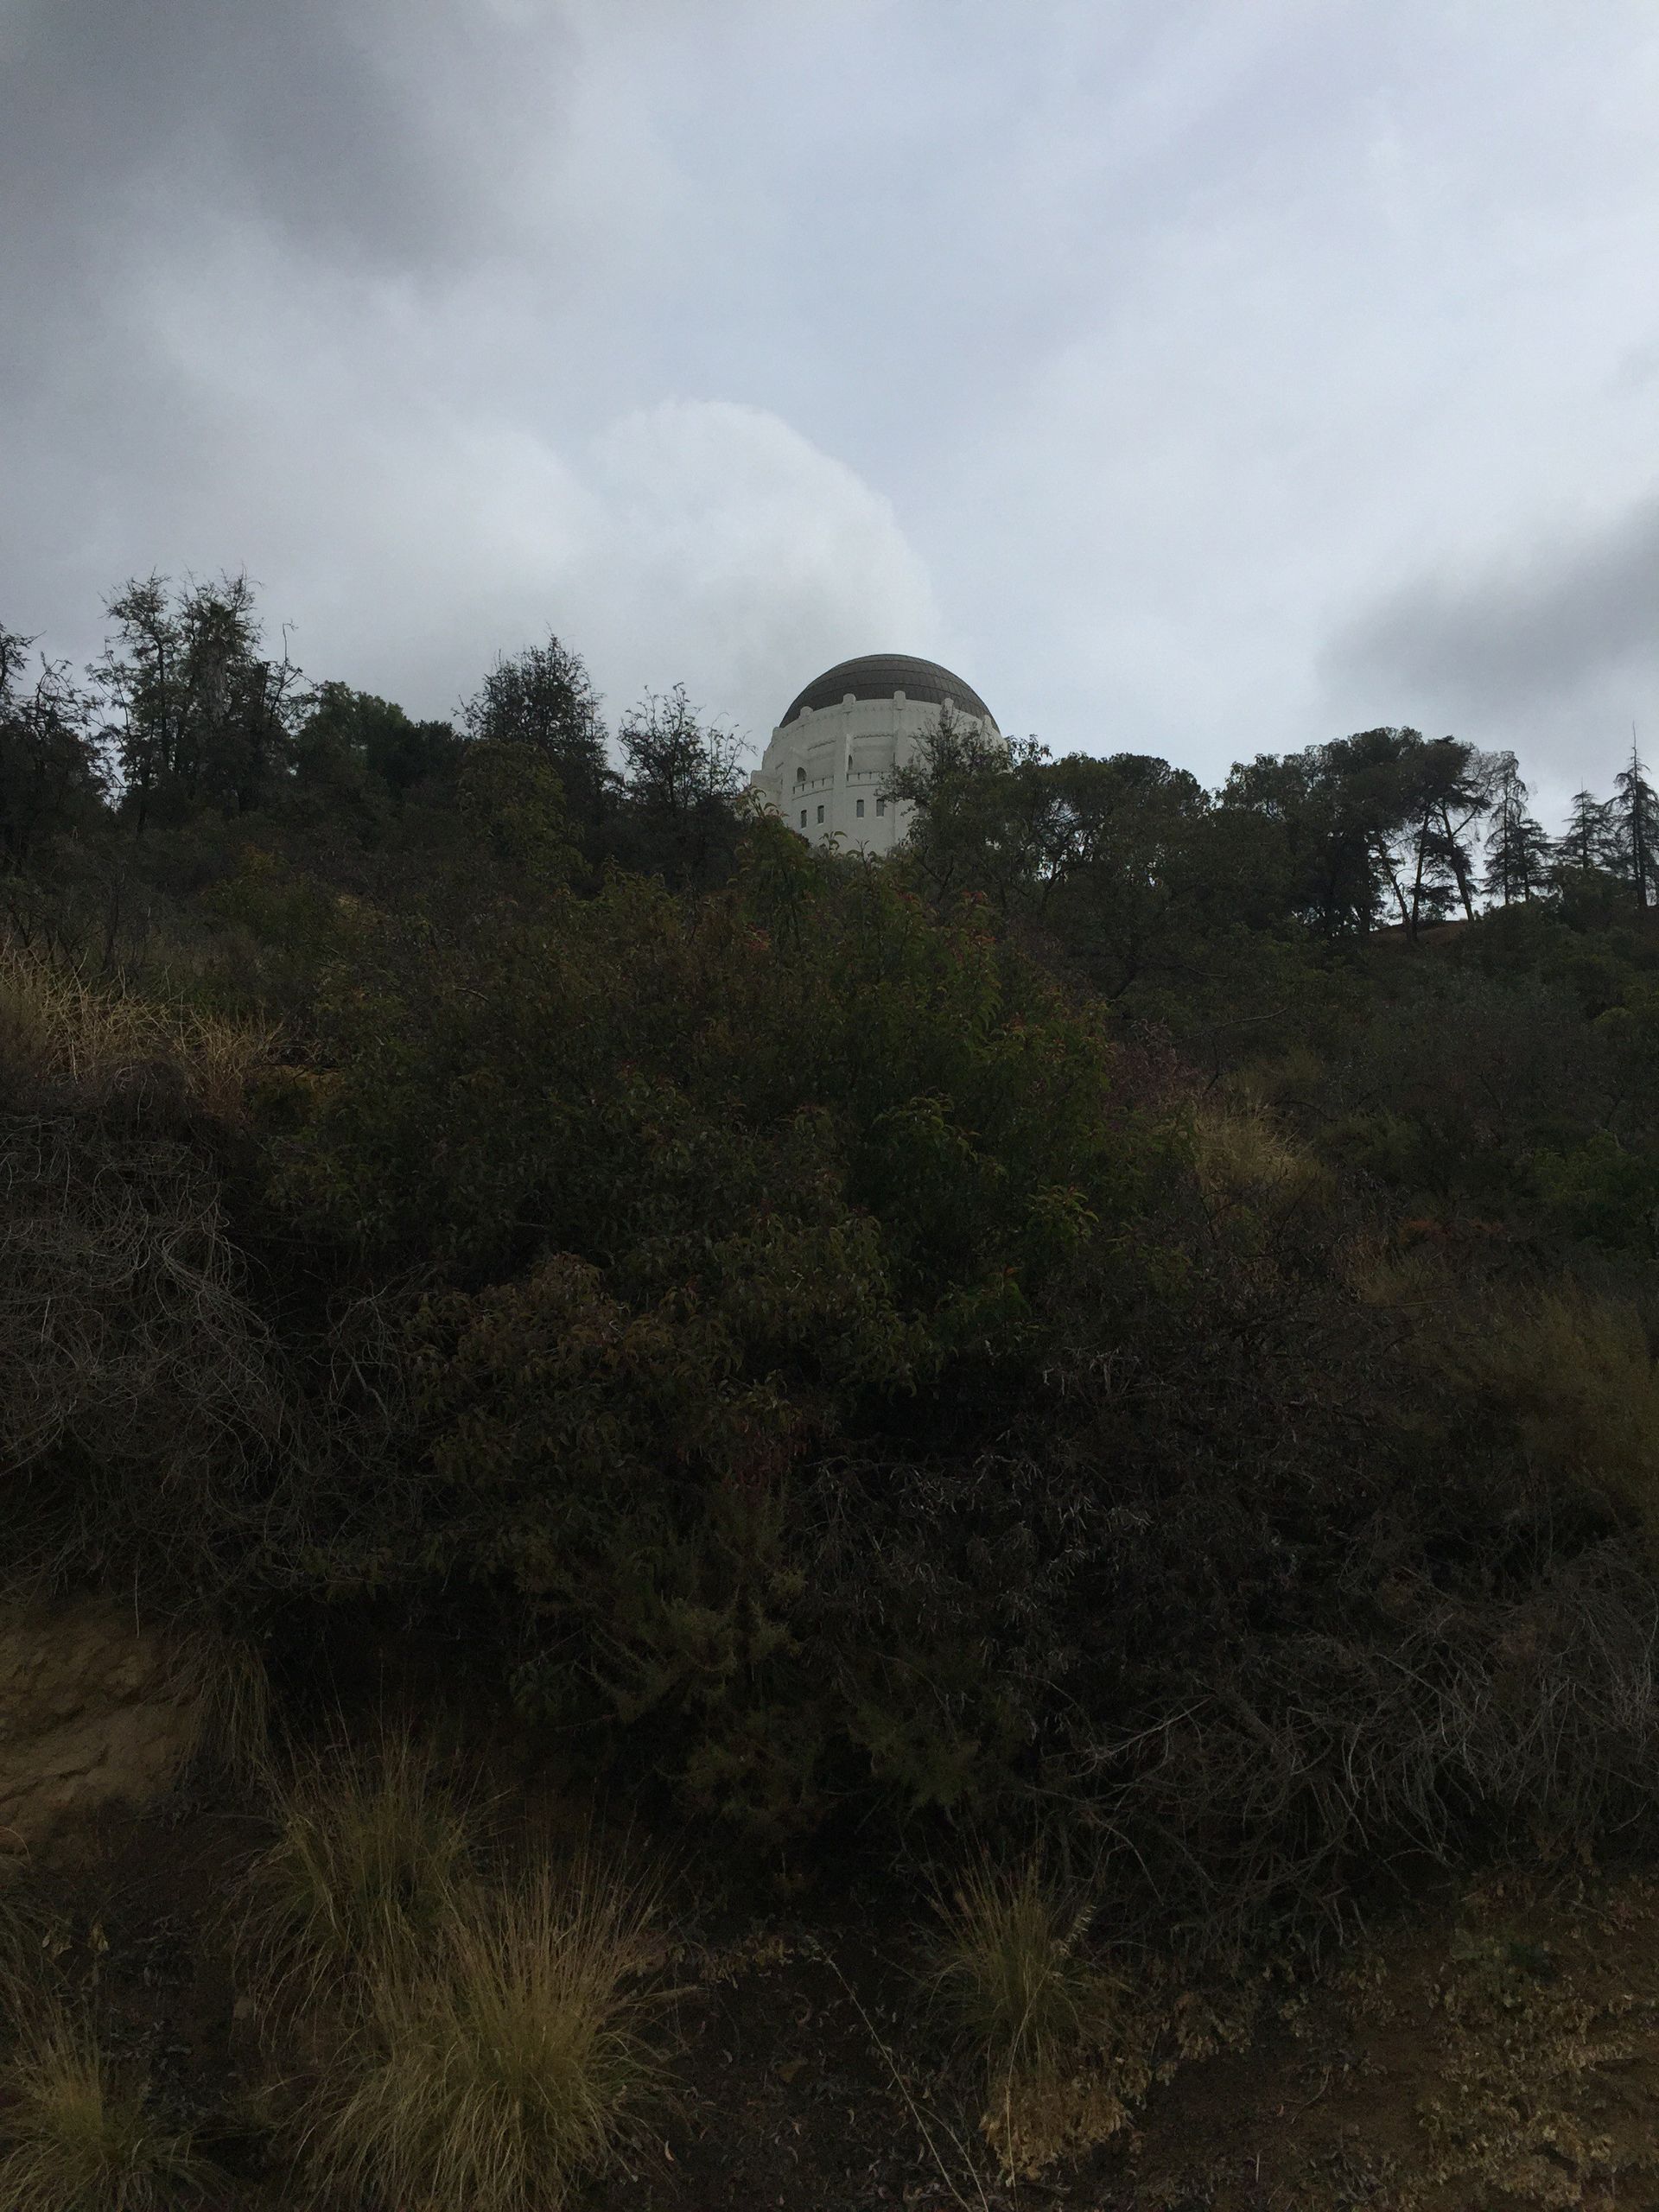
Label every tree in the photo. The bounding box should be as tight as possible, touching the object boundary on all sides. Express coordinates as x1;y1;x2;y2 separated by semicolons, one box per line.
1609;740;1657;912
1403;736;1502;927
92;572;302;826
1225;728;1427;936
463;634;614;841
615;686;747;889
1554;785;1618;880
1481;753;1551;906
0;626;107;868
292;683;463;822
890;719;1283;1008
883;710;1051;910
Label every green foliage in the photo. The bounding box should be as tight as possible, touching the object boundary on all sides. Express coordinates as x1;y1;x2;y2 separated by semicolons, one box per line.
0;629;107;871
92;571;303;828
1444;1289;1659;1551
463;632;613;845
264;829;1179;1828
1530;1133;1659;1254
15;570;1659;1954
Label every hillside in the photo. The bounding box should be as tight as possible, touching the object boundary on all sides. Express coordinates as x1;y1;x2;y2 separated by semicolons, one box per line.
3;589;1659;2208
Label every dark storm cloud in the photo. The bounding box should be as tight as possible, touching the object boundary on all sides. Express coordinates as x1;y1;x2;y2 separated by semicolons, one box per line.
1325;498;1659;736
0;0;516;281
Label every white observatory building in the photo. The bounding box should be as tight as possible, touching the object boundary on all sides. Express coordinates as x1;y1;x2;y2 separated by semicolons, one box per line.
748;652;1002;855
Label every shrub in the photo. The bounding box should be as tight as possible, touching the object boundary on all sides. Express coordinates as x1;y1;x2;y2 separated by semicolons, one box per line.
302;1856;671;2212
0;2005;213;2212
1192;1099;1330;1209
237;1732;479;2023
0;942;296;1606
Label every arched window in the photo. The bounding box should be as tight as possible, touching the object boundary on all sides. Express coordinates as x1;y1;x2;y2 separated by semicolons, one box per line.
795;765;806;785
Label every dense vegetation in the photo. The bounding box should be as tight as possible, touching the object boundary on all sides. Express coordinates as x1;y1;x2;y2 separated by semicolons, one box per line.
6;570;1659;1968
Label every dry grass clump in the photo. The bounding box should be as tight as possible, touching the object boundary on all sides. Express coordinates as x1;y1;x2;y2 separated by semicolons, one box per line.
0;2004;215;2212
171;1628;275;1789
1191;1100;1332;1212
238;1732;480;2024
301;1856;671;2212
925;1855;1138;2178
1450;1287;1659;1541
0;938;274;1123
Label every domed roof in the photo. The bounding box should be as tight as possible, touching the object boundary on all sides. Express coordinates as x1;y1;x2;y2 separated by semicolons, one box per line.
779;653;997;732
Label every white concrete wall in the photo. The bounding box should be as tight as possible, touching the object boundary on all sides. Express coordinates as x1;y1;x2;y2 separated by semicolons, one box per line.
747;688;1001;855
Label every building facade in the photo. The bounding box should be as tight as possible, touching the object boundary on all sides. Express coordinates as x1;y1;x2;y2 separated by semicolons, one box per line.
747;652;1001;855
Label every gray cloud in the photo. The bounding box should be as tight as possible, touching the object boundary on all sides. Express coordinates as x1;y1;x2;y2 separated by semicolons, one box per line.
1322;497;1659;783
4;0;1659;799
0;0;523;279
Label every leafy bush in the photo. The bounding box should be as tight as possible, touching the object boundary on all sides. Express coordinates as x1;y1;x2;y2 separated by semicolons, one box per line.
264;826;1185;1827
0;944;298;1601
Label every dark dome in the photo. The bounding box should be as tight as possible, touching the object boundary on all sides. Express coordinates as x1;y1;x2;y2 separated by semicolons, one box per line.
779;653;997;732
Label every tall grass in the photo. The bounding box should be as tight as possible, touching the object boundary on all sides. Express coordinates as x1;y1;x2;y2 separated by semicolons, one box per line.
1449;1287;1659;1542
0;2005;214;2212
1191;1099;1332;1211
237;1732;479;2024
302;1856;672;2212
0;938;274;1122
925;1854;1131;2177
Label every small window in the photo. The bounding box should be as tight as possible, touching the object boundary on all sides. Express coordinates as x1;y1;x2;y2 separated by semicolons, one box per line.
875;798;886;817
799;809;807;827
795;765;805;784
855;798;865;818
817;804;824;823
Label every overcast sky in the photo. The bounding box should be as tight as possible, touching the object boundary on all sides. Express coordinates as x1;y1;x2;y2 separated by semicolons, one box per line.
4;0;1657;822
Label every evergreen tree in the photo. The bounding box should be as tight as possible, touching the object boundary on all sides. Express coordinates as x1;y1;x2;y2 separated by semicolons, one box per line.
1609;739;1657;911
1554;786;1618;879
1481;753;1550;906
1402;736;1501;930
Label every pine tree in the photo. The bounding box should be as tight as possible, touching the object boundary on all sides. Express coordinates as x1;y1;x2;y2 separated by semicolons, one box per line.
1554;785;1617;878
1481;753;1550;905
1609;738;1657;910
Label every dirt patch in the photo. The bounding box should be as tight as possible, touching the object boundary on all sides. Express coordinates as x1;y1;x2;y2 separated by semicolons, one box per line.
20;1786;1659;2210
0;1593;203;1861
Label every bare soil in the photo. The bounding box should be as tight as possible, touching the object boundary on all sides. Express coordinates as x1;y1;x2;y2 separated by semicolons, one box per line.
19;1782;1659;2211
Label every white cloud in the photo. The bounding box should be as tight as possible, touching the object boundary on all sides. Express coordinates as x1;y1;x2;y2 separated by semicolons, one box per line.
570;399;940;742
9;0;1659;821
230;393;939;747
